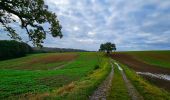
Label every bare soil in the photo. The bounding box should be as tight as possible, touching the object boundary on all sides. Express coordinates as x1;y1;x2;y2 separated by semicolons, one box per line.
111;53;170;74
111;53;170;92
140;75;170;92
29;54;77;64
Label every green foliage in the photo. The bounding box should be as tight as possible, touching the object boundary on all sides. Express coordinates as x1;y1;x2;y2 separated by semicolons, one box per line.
94;65;100;70
0;0;62;47
99;42;116;54
0;40;32;60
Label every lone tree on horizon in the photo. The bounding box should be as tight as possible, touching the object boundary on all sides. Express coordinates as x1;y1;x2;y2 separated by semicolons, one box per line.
0;0;62;47
99;42;116;54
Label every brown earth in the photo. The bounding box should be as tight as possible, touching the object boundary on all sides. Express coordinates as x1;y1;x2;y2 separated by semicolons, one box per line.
140;75;170;92
111;53;170;93
11;54;78;70
111;53;170;74
29;54;77;64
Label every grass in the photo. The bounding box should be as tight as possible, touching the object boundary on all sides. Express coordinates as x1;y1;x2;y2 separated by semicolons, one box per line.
0;52;104;99
44;54;111;100
107;61;130;100
118;62;170;100
124;50;170;68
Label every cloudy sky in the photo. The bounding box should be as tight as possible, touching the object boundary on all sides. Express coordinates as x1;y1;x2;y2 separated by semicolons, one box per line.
1;0;170;51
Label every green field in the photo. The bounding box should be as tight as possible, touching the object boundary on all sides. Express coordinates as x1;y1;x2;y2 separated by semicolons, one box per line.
123;50;170;68
0;52;111;99
0;51;170;100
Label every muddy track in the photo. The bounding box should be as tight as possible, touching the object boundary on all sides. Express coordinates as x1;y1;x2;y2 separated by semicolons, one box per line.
90;61;114;100
114;62;143;100
111;53;170;74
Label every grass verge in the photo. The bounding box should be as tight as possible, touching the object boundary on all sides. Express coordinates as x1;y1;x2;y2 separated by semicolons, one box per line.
107;61;130;100
118;62;170;100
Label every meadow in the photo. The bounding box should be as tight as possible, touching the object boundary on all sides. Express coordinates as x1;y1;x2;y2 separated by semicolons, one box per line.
0;52;111;99
0;51;170;100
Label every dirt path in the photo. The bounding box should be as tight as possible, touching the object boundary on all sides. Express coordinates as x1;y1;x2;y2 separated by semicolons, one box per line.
114;62;143;100
90;61;114;100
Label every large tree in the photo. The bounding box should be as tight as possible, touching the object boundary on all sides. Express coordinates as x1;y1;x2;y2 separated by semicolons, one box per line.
0;0;62;47
99;42;116;54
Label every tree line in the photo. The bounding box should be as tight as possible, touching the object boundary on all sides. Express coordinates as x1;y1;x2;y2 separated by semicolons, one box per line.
0;40;32;60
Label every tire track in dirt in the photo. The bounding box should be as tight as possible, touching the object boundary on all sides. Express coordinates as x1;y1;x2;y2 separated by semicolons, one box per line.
90;61;114;100
52;61;74;70
114;62;143;100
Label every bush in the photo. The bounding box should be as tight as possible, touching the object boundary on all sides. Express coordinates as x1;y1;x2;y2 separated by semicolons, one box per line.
94;65;100;70
0;40;32;60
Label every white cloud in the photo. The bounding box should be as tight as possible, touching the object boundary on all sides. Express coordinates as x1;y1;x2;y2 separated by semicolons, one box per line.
87;31;96;37
1;0;170;51
73;26;79;31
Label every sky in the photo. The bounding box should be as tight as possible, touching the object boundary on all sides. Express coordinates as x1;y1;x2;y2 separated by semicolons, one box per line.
0;0;170;51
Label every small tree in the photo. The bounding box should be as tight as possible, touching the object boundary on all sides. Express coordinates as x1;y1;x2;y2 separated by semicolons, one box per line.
99;42;116;54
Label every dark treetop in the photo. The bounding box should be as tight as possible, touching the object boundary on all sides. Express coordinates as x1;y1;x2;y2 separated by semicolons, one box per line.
99;42;116;54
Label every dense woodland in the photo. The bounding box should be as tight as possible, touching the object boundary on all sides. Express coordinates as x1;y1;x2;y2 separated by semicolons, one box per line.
0;40;88;60
0;40;32;60
33;47;87;53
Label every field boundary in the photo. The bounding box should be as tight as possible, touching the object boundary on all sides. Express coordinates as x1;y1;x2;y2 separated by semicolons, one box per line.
90;60;114;100
114;61;143;100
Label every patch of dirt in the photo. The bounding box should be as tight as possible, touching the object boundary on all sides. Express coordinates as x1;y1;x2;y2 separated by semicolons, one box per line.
140;75;170;92
29;54;77;64
90;61;114;100
111;53;170;74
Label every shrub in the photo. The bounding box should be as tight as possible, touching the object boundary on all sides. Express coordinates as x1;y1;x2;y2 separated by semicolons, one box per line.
94;65;100;70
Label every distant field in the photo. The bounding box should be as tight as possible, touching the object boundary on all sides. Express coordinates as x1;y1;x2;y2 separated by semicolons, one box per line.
123;50;170;68
0;52;110;99
111;50;170;74
0;53;77;70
